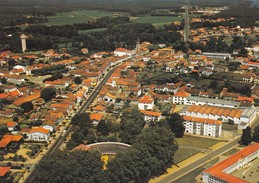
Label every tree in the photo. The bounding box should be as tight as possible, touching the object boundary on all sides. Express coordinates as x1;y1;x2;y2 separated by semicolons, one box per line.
108;127;178;182
21;101;33;113
239;126;252;146
97;120;109;136
7;58;16;67
208;80;219;90
1;77;7;84
71;131;85;145
119;108;145;144
74;77;82;85
66;139;78;150
239;85;251;97
253;125;259;142
33;150;109;183
71;113;92;129
0;124;8;135
167;113;185;138
40;87;56;101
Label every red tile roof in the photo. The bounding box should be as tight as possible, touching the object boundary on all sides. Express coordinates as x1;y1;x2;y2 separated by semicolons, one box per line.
138;95;154;104
140;110;162;117
174;90;190;98
0;167;10;177
6;122;17;127
0;135;23;148
29;127;50;135
90;113;104;122
13;92;41;106
237;96;254;103
183;116;222;125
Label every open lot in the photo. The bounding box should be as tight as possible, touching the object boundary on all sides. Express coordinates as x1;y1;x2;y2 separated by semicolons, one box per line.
176;135;223;149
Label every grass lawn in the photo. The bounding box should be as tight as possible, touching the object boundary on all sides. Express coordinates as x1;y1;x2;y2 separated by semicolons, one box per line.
176;135;222;149
222;123;238;131
222;148;240;157
174;148;200;164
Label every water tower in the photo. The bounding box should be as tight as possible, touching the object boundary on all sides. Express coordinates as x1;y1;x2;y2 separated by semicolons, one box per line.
20;34;27;53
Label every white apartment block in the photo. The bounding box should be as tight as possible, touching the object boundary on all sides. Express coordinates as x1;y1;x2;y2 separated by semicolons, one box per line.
183;116;222;137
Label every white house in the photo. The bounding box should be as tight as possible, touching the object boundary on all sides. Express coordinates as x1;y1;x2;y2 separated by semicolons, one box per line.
42;123;55;133
172;90;191;104
28;127;50;141
6;122;18;131
140;110;162;122
138;94;154;110
90;113;104;126
114;48;132;57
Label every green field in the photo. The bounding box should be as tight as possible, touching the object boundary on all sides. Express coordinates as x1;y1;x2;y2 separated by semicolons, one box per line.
78;28;107;34
131;16;182;26
45;10;115;26
174;148;200;164
176;135;222;149
44;10;182;26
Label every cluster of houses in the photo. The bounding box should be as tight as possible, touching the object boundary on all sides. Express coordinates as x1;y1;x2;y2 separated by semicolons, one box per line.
0;47;137;155
0;37;258;157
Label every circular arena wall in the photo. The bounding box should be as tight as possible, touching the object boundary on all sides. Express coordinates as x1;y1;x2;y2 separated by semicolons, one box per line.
74;142;131;155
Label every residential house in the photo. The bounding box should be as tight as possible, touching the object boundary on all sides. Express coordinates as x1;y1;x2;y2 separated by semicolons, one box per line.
6;122;18;131
28;127;50;141
114;48;132;57
220;88;240;101
0;167;11;181
90;113;104;126
140;110;162;122
243;73;255;82
138;94;154;110
0;135;23;154
172;90;191;104
6;75;25;85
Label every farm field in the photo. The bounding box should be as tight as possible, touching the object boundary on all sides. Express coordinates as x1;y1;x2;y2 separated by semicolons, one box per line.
44;10;182;26
131;16;182;26
44;10;115;26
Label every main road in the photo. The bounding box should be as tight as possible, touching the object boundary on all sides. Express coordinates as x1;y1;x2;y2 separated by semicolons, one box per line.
24;56;132;183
